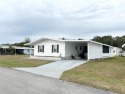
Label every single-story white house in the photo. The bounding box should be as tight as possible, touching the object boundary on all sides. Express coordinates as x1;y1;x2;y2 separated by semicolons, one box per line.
26;38;123;60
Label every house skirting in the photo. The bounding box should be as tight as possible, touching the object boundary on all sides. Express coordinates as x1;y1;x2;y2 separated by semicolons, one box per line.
30;56;62;61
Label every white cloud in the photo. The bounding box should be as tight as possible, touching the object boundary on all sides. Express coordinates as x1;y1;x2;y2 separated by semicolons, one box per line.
0;0;125;43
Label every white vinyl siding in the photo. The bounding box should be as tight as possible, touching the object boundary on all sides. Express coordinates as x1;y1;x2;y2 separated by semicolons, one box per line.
34;40;65;57
88;42;103;60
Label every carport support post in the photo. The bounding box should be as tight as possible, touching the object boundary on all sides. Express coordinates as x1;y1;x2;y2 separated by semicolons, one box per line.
15;49;16;55
29;46;31;57
5;48;6;55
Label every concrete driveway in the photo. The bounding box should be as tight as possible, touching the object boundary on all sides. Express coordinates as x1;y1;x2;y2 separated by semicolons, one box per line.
0;67;115;94
15;60;87;78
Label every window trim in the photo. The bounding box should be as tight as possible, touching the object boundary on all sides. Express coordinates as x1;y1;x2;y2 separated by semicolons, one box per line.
52;45;59;53
103;45;109;53
38;45;44;53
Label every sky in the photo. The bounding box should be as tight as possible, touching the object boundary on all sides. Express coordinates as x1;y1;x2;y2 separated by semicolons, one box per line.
0;0;125;44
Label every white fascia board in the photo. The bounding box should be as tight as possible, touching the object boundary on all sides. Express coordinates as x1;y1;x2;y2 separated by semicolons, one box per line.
90;41;113;47
24;38;63;46
24;37;116;48
122;44;125;48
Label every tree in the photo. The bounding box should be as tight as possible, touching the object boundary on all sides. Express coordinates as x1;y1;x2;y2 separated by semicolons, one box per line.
12;37;31;47
24;37;31;43
13;42;27;47
0;48;4;55
92;35;125;48
92;35;113;46
113;36;125;48
61;37;66;40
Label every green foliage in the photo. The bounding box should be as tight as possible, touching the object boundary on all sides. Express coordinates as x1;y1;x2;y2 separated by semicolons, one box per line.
0;47;15;55
92;35;125;48
0;48;4;54
24;37;31;43
12;37;31;47
12;42;28;47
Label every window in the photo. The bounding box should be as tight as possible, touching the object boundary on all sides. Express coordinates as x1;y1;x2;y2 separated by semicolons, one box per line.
103;45;109;53
52;45;59;53
38;45;44;52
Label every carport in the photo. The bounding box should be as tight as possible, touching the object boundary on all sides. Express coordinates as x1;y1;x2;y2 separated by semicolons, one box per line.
64;41;88;60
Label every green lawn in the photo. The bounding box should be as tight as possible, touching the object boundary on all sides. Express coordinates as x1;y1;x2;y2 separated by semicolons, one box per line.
61;57;125;94
0;55;52;67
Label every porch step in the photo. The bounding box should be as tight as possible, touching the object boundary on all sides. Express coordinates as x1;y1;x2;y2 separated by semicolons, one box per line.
75;56;82;60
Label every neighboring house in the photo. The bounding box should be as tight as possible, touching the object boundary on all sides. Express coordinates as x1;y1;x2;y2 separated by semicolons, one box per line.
12;46;34;55
0;45;10;54
25;38;122;60
0;45;34;55
0;45;9;49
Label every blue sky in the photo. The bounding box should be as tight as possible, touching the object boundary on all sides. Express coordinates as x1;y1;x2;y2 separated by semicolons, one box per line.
0;0;125;44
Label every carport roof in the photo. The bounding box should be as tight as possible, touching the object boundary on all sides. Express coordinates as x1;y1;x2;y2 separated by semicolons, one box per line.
12;46;34;50
122;44;125;48
25;38;113;47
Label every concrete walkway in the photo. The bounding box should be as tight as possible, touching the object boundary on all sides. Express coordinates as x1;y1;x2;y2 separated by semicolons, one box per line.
0;67;116;94
15;60;87;78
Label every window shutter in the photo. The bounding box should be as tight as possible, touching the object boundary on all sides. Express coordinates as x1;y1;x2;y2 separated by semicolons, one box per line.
52;45;53;53
57;45;59;53
38;45;39;52
43;45;44;52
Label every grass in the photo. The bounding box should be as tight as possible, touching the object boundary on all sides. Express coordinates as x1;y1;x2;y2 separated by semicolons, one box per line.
0;55;52;68
60;56;125;94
